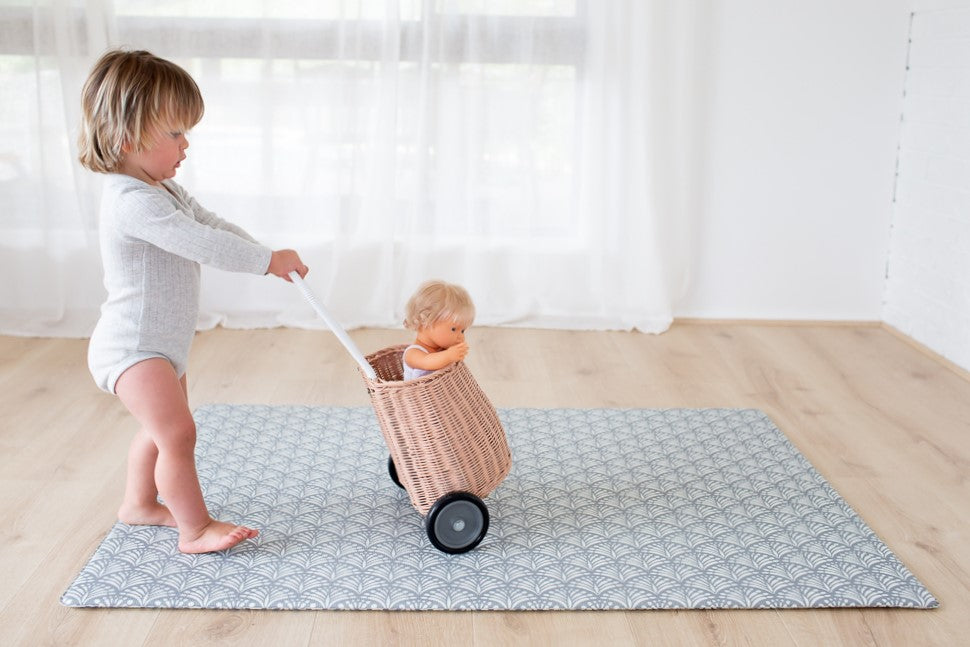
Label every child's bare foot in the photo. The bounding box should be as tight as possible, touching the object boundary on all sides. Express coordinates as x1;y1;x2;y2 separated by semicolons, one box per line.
178;520;259;554
118;501;177;527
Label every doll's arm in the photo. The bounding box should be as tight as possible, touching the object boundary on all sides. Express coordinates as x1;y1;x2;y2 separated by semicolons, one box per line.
405;343;469;372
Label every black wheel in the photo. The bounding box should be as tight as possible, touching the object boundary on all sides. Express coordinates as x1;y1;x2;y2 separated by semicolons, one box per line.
387;456;405;489
425;492;489;554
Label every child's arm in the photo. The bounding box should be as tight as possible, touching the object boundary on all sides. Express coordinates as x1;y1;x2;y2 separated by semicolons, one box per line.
405;343;469;372
177;187;261;244
168;183;307;280
119;187;271;274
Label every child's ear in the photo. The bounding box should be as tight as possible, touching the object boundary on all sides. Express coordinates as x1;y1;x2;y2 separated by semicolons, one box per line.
120;133;143;154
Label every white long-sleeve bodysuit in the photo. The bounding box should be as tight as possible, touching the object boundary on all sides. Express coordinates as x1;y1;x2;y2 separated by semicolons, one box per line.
88;174;272;393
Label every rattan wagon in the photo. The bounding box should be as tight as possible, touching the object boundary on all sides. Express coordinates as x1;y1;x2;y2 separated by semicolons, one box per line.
291;273;512;553
361;345;512;553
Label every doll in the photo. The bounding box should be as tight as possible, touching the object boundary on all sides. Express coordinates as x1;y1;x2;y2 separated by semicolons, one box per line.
402;280;475;380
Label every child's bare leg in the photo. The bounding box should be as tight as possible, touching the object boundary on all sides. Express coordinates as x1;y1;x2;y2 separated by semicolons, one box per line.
117;374;189;526
115;359;258;553
117;428;176;526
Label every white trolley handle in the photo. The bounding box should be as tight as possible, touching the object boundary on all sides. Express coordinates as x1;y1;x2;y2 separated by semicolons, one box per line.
288;271;377;379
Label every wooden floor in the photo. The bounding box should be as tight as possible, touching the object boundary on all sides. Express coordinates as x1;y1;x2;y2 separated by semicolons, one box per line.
1;323;968;646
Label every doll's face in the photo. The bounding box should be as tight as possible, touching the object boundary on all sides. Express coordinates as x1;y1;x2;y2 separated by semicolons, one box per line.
424;318;468;350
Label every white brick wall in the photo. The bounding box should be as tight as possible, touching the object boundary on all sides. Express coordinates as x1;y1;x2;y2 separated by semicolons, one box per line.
884;2;970;371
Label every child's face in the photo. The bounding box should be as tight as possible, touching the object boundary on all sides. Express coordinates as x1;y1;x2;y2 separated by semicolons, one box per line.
425;318;468;351
121;128;189;186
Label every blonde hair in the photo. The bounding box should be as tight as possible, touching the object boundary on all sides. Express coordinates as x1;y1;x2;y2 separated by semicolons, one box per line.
78;49;204;173
403;280;475;331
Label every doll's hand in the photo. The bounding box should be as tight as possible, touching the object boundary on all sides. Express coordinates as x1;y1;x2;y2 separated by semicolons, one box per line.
446;342;469;363
267;249;308;281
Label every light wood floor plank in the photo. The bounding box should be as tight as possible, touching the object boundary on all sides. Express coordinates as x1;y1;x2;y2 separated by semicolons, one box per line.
144;609;316;647
0;323;965;646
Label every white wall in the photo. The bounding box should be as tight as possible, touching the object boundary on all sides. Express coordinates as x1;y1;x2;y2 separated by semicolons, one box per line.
676;1;913;320
884;0;970;371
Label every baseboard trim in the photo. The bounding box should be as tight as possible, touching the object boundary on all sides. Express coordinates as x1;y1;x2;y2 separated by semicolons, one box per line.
880;322;970;383
672;318;881;327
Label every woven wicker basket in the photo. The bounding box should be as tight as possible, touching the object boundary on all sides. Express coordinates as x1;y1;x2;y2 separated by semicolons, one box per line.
360;345;512;515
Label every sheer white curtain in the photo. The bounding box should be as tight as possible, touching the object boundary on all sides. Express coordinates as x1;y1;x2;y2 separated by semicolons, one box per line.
0;0;702;336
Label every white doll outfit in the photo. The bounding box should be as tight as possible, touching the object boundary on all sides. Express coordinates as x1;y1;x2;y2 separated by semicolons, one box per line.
402;344;434;381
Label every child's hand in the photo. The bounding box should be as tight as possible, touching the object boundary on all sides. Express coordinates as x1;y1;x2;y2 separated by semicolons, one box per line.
446;342;469;363
267;249;308;281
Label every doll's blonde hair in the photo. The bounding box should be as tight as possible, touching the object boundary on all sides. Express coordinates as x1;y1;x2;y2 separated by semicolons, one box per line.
403;280;475;331
78;49;204;173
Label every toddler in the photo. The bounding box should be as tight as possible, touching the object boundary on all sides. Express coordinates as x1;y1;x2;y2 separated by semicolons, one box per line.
402;280;475;380
79;49;308;553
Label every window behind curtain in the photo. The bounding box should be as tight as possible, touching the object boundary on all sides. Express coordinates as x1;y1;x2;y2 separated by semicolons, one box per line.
0;0;585;243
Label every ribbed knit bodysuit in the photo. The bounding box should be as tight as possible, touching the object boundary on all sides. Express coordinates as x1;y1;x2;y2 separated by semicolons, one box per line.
88;174;271;393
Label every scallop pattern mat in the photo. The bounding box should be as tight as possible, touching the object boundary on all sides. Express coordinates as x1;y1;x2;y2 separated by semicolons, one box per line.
61;405;937;610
